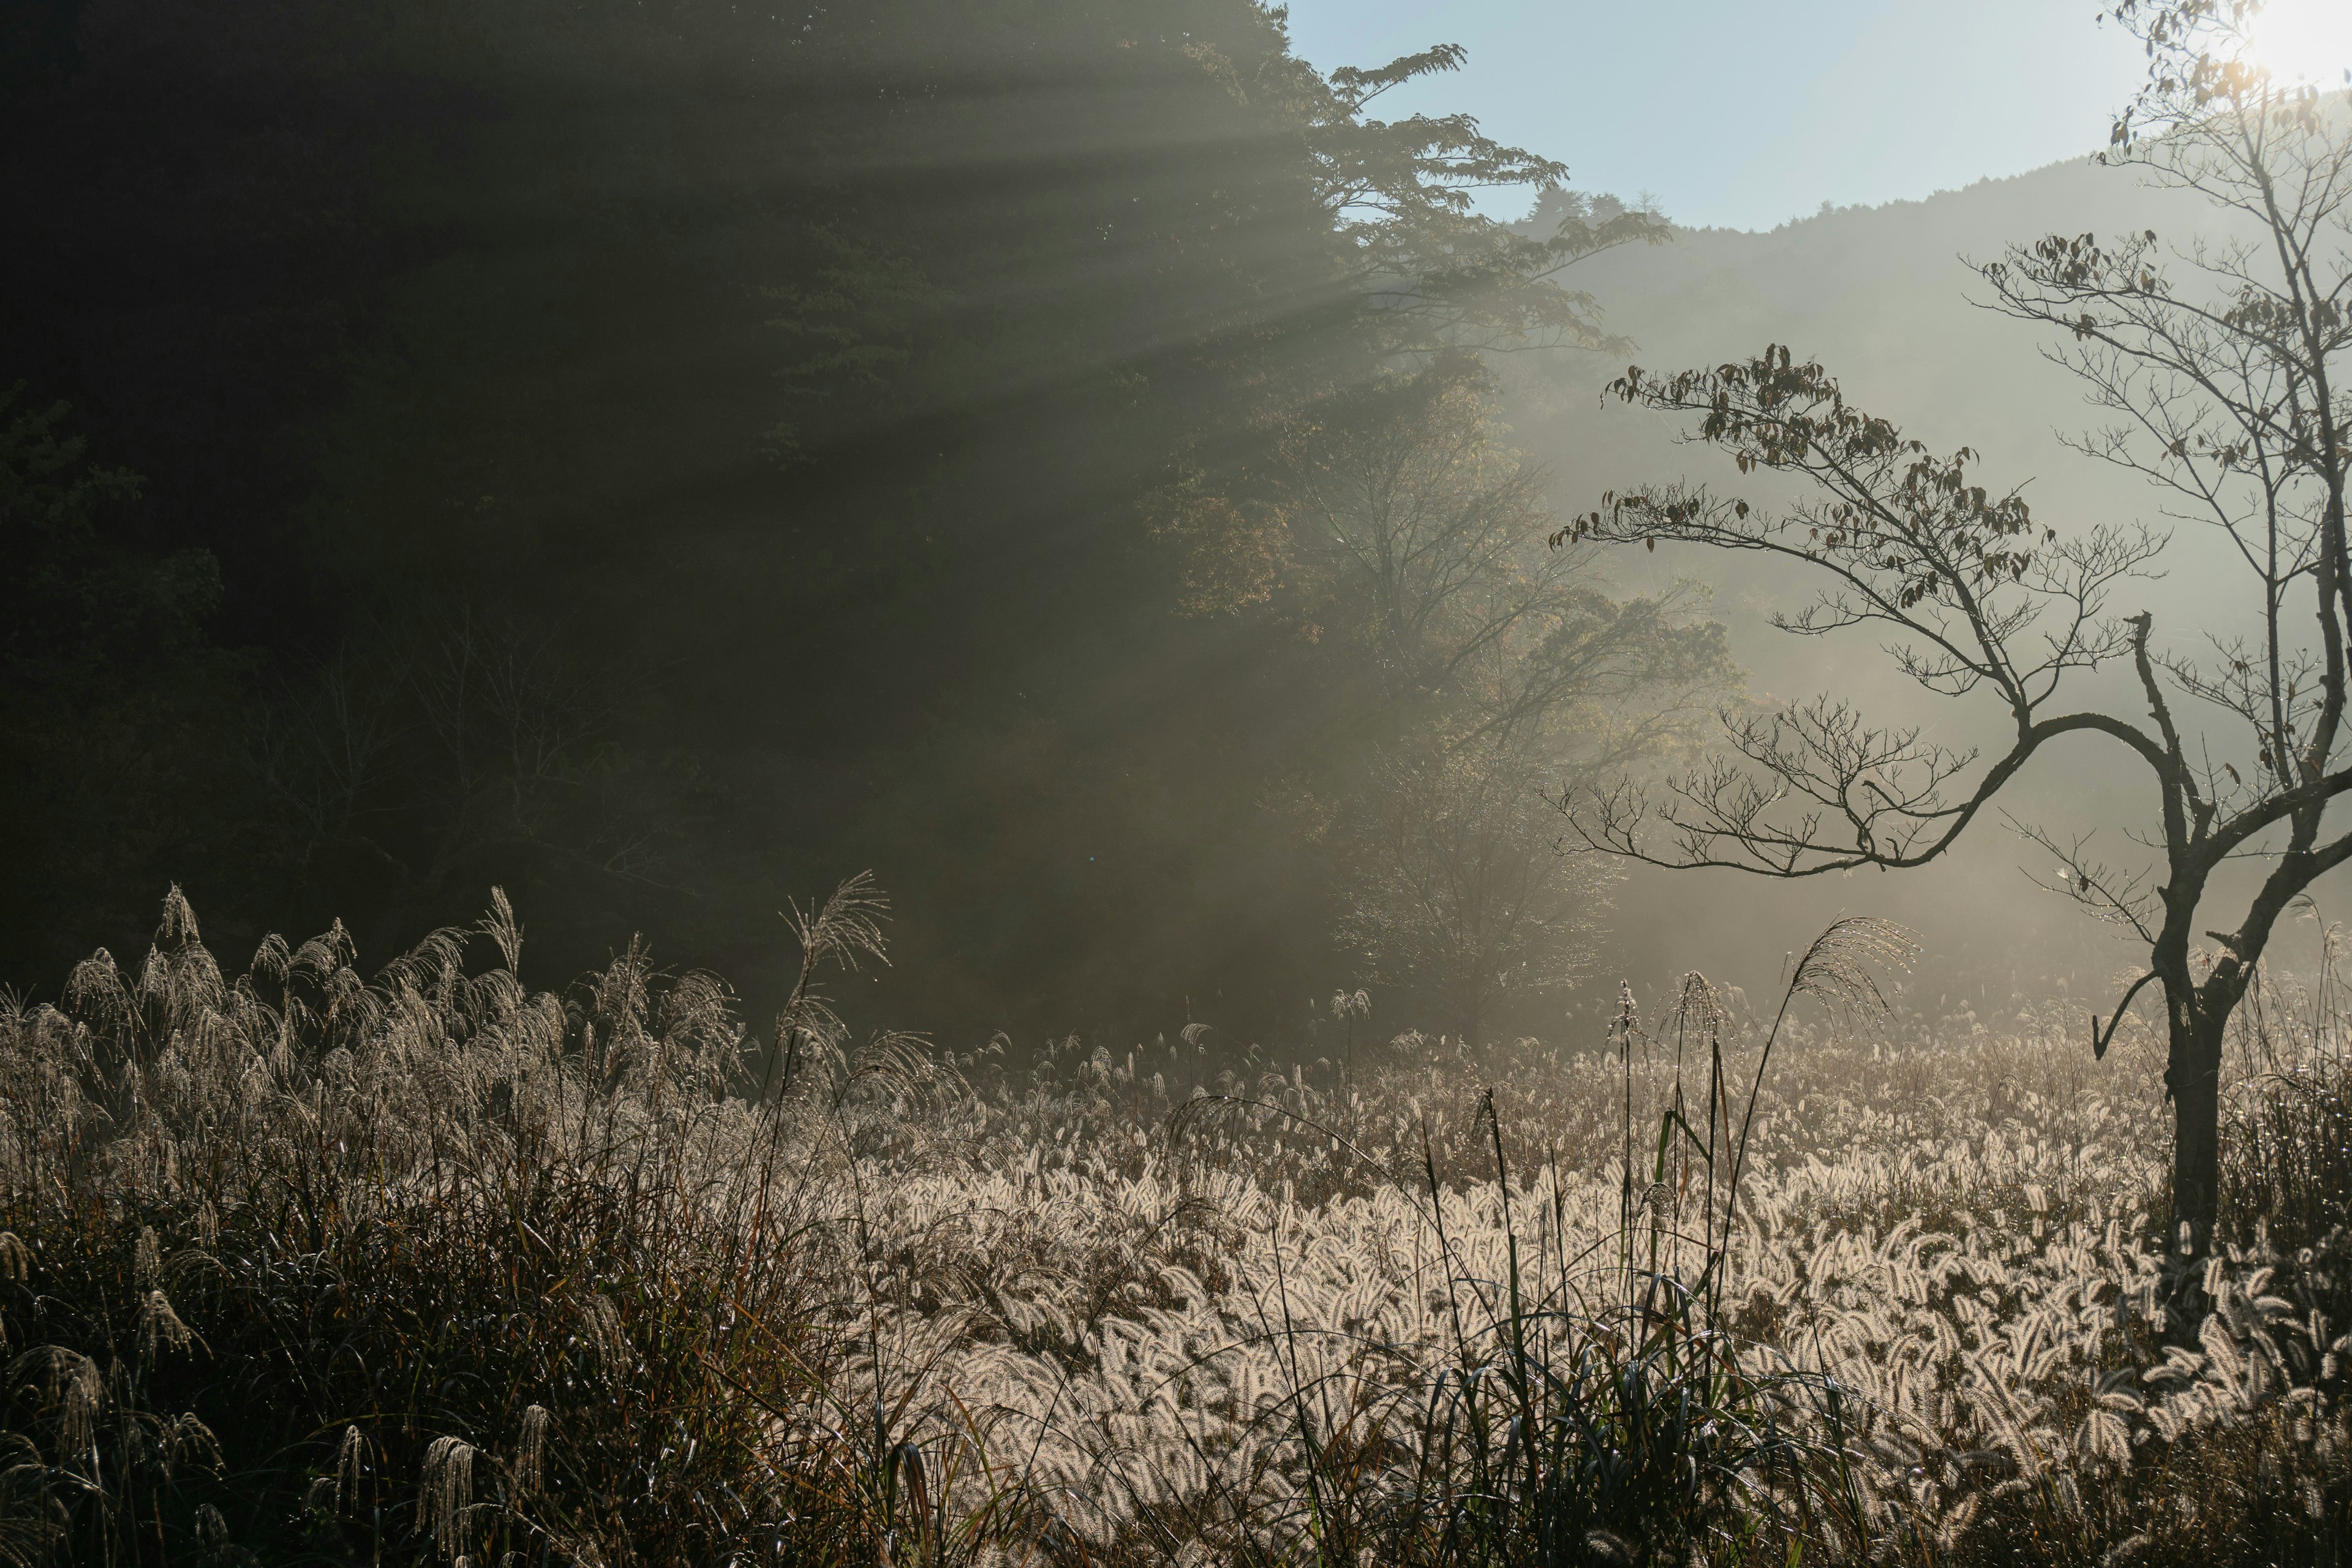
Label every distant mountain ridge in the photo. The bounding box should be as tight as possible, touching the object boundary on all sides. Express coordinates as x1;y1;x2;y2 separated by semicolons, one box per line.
1520;144;2236;597
1505;145;2282;1003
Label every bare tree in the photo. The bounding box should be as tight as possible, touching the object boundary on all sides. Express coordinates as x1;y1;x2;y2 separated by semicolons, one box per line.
1558;3;2350;1259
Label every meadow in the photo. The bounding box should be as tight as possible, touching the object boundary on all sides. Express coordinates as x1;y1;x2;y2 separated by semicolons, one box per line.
2;882;2348;1566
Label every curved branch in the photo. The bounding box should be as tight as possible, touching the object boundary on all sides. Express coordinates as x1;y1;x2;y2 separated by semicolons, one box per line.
2090;969;2162;1060
1567;706;2173;879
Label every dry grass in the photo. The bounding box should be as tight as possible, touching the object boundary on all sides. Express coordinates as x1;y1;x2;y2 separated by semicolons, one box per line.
2;888;2348;1564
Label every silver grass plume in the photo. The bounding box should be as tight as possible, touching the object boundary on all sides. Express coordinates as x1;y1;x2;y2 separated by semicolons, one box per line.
1670;970;1723;1041
135;1287;195;1367
1584;1529;1637;1567
193;1503;229;1551
41;1350;105;1471
167;1412;223;1480
418;1434;477;1559
337;1424;368;1508
1723;918;1917;1267
772;873;891;1099
580;1294;630;1379
1779;916;1918;1025
514;1404;552;1498
479;886;524;974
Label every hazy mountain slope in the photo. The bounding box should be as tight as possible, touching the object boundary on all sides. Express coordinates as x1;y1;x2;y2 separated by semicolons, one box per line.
1537;154;2222;527
1509;155;2324;1016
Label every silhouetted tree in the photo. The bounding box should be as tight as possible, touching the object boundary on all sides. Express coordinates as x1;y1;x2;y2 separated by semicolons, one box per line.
1561;1;2350;1259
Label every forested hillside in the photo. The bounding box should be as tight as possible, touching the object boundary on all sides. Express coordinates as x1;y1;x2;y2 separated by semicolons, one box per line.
9;10;2352;1562
13;0;2313;1041
2;0;1702;1039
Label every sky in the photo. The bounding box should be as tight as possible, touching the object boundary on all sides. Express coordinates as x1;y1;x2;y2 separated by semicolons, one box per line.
1281;0;2352;233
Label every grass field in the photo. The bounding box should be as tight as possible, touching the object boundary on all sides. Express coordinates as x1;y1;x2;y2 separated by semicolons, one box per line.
2;884;2348;1565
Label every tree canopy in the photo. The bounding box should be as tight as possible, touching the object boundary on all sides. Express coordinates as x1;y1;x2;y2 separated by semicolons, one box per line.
1;0;1685;1038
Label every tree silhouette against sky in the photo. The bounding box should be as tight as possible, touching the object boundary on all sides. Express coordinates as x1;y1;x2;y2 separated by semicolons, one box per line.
1563;0;2351;1261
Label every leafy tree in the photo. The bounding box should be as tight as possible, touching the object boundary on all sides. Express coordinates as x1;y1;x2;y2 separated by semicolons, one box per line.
3;0;1684;1033
1282;357;1726;752
0;388;257;976
1559;1;2349;1258
1166;353;1728;1030
249;606;671;958
1290;47;1670;355
1336;739;1612;1044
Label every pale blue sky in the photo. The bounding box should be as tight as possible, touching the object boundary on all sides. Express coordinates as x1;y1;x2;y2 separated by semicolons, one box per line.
1280;1;2155;232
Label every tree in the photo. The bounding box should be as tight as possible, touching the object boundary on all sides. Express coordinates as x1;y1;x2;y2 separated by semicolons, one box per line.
250;605;669;956
1558;1;2349;1259
1289;48;1670;356
1162;353;1730;1031
0;387;257;982
1283;357;1728;745
1336;737;1613;1043
1162;357;1726;714
4;0;1678;1034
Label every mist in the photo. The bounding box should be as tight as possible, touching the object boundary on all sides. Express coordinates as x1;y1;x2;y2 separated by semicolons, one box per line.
1514;160;2352;1022
15;5;2352;1562
4;0;2348;1052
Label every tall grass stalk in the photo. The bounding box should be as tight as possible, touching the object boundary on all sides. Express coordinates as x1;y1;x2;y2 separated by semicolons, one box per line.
7;892;2352;1565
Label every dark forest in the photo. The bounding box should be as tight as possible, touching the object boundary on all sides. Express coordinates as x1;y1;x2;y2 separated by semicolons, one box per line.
2;0;1720;1044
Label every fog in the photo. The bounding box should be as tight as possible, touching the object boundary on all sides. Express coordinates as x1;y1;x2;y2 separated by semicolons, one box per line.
1510;160;2350;1020
6;0;2348;1061
20;14;2352;1555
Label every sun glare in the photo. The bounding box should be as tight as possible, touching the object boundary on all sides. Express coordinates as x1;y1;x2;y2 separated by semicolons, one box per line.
2246;0;2352;85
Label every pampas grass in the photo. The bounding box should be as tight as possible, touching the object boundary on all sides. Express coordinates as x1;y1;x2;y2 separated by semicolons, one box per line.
1;886;2348;1564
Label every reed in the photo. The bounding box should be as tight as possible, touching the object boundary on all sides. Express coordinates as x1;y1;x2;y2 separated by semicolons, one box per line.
3;889;2349;1565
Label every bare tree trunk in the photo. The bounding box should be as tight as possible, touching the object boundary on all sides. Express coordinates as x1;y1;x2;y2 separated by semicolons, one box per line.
2164;990;2226;1262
